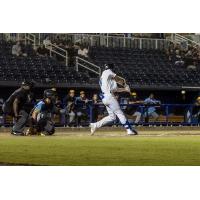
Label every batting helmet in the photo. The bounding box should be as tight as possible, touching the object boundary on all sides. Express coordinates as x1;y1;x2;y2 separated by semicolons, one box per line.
104;63;115;70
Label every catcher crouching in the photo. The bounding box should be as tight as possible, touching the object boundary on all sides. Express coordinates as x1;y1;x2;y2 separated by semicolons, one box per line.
26;89;64;136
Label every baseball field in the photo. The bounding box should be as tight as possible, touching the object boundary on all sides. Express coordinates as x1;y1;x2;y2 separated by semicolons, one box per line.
0;127;200;166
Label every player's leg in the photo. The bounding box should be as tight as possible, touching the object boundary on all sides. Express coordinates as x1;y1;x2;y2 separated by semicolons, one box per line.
90;96;116;134
95;106;116;128
34;113;55;136
43;120;55;136
69;111;75;125
76;111;83;127
12;110;29;135
110;97;137;135
90;105;116;135
115;109;138;135
133;111;142;124
151;112;159;122
91;96;137;135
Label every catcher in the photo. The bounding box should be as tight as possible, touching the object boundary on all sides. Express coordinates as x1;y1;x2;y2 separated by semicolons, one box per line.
26;89;65;136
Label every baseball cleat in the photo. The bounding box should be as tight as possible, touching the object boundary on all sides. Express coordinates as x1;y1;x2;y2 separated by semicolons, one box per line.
11;131;25;136
40;132;46;136
127;129;138;136
90;123;96;135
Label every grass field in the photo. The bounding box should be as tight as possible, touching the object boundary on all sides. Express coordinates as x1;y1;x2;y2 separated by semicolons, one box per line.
0;128;200;166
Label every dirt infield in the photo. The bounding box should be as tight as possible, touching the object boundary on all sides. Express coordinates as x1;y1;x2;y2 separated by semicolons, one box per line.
1;126;200;137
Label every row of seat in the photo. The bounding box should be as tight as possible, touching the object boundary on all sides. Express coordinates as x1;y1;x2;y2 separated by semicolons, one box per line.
0;41;91;84
0;40;199;88
89;47;200;87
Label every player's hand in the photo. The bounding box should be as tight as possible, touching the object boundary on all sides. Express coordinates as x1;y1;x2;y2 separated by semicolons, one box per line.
60;108;67;114
124;84;130;93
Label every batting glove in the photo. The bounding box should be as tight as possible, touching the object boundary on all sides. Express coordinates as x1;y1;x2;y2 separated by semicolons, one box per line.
124;84;130;93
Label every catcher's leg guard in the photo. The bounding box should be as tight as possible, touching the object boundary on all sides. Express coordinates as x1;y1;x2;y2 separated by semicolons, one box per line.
44;120;55;135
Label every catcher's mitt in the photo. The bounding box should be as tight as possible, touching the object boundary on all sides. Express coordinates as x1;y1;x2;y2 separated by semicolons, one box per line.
25;127;39;136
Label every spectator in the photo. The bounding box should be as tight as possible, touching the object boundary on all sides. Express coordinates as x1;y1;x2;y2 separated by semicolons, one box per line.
126;92;144;124
54;35;62;45
43;36;51;47
190;96;200;124
168;49;175;61
144;93;161;122
174;49;184;66
91;93;102;123
75;91;89;127
185;46;193;58
12;41;27;57
187;61;197;70
0;98;4;127
78;45;89;58
54;96;63;123
37;44;48;57
63;90;76;127
66;43;78;67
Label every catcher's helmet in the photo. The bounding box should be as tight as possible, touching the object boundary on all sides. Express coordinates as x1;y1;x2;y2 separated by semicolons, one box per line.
43;89;57;100
104;63;115;70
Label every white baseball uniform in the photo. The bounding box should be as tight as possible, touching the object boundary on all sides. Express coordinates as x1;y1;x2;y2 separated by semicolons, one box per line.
94;69;133;133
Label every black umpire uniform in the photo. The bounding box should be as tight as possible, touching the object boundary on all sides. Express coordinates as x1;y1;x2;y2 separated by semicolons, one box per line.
2;81;34;135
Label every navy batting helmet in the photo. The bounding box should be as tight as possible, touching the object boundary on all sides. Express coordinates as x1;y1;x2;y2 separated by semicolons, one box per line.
104;63;115;70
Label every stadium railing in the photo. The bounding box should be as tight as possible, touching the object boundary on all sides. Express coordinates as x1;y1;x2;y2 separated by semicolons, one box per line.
86;103;198;126
76;56;101;76
3;33;200;50
171;33;200;47
2;33;171;50
24;33;36;49
68;34;171;50
44;42;68;66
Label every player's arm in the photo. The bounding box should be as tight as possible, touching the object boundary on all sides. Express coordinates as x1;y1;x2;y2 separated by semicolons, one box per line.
31;103;43;121
32;109;40;121
115;87;129;93
114;75;126;87
129;100;144;104
13;98;20;118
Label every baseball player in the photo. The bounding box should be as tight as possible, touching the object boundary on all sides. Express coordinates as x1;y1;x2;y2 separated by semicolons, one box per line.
26;89;65;136
90;64;138;135
2;81;34;136
63;89;76;126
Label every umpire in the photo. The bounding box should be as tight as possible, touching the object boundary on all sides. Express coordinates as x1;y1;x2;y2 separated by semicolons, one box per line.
2;81;34;135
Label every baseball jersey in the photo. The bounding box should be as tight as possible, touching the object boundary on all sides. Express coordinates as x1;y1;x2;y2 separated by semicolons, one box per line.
144;98;161;114
33;100;54;113
110;79;118;92
99;69;116;95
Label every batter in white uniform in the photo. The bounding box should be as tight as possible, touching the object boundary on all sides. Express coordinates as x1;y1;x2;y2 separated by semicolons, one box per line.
90;64;138;135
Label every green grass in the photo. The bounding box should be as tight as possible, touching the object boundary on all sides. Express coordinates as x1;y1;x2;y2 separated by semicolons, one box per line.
0;133;200;165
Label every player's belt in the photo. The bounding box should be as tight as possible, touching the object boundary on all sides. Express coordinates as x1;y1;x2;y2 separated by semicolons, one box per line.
99;92;112;99
99;93;104;99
